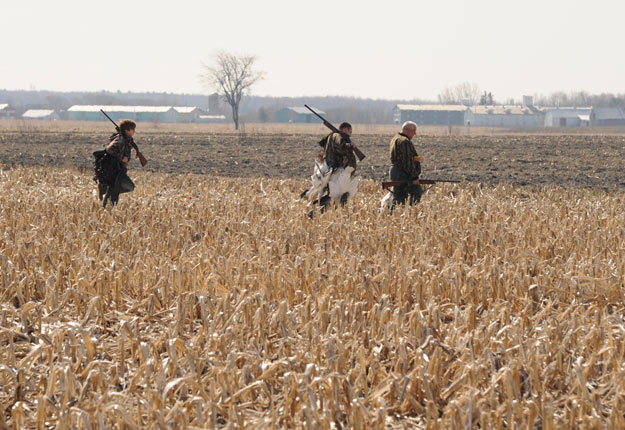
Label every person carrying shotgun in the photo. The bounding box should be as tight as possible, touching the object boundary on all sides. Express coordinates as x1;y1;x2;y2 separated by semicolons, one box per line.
101;119;137;206
319;121;357;173
302;122;360;217
300;105;366;217
94;118;142;207
389;121;423;208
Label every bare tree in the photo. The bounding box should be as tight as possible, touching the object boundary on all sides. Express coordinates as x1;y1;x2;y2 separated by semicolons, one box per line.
454;82;481;106
438;82;480;105
546;91;568;107
203;51;264;130
438;86;457;104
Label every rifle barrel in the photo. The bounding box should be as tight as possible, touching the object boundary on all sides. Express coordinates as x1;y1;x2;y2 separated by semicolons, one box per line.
100;109;120;131
304;104;327;124
382;179;461;190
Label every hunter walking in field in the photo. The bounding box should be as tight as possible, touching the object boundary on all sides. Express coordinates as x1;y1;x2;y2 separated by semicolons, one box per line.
388;121;422;208
93;119;138;207
320;122;357;173
303;121;360;217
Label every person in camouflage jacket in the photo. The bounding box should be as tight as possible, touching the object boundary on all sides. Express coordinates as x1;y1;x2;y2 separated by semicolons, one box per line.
96;119;136;207
303;122;358;218
319;122;357;171
389;121;422;207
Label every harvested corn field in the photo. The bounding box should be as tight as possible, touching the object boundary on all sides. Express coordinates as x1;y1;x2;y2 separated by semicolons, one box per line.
2;126;625;188
1;165;625;428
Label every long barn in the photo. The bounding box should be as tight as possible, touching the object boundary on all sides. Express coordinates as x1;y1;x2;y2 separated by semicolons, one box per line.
68;105;178;123
22;109;59;120
466;105;545;127
393;104;468;126
544;107;592;127
275;107;324;123
0;104;16;120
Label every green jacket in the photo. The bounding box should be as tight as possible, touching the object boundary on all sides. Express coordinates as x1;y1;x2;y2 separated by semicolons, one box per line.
390;132;420;180
321;132;357;170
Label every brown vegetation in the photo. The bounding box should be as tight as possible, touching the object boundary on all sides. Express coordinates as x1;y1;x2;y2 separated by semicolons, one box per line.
1;165;625;428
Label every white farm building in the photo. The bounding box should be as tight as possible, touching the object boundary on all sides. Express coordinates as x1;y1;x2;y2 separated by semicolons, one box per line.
67;105;207;123
466;105;545;127
173;106;203;122
393;105;468;125
68;105;178;123
22;109;59;120
197;115;226;123
544;107;593;127
590;107;625;126
0;104;16;120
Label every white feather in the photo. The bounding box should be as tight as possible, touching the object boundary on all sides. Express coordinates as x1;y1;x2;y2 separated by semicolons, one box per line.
303;163;359;206
381;192;393;210
327;167;359;204
304;160;332;202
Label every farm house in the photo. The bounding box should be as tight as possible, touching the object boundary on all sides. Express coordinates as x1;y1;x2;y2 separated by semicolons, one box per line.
197;115;226;123
275;107;324;123
589;107;625;126
0;104;16;120
68;105;177;123
544;107;592;127
466;105;545;127
22;109;59;120
393;105;468;126
173;106;204;122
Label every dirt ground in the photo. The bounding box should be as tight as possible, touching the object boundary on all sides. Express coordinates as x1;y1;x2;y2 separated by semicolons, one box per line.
0;127;624;188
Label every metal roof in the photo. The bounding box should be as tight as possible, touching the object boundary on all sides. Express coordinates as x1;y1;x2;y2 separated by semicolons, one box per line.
545;107;592;118
68;105;174;113
283;107;325;115
173;106;201;113
470;105;544;115
23;109;56;118
396;104;468;112
592;107;625;120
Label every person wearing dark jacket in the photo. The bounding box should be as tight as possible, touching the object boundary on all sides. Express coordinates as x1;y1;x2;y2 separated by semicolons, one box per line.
97;119;137;207
389;121;422;207
319;122;357;171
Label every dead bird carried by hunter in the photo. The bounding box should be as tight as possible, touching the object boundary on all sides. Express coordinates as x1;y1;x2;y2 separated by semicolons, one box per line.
300;105;365;218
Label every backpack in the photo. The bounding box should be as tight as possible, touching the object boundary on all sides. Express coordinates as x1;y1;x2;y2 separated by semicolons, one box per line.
93;150;121;186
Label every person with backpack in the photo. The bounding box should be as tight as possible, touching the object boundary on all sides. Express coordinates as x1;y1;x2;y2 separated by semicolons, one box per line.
93;119;137;207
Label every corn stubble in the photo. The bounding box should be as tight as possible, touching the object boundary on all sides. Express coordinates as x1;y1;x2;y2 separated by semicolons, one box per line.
1;165;625;429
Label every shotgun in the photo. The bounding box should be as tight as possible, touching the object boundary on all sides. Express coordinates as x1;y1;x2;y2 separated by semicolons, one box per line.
382;179;460;190
304;104;365;161
100;109;147;167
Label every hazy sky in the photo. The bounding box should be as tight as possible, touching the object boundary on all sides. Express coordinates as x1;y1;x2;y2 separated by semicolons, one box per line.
3;0;624;101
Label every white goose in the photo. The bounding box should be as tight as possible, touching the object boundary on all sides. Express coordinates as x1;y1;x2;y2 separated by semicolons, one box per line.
302;160;359;207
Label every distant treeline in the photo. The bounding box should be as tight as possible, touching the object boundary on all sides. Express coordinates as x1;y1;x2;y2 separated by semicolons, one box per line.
2;89;625;124
0;89;425;124
532;91;625;109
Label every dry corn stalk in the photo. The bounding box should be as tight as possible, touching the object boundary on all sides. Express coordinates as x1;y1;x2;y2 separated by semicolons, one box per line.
1;164;625;428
